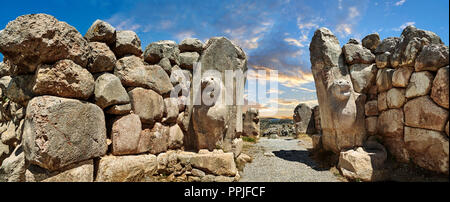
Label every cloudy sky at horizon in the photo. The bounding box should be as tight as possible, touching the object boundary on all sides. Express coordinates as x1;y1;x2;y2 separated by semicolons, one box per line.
1;0;449;119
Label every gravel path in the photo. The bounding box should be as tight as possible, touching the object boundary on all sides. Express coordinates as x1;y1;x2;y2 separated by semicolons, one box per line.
239;137;339;182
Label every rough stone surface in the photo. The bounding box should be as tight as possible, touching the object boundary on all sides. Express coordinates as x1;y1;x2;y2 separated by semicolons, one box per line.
168;124;184;150
25;159;93;182
144;40;180;65
338;144;387;182
392;66;414;88
446;122;449;137
96;154;157;182
375;52;390;68
179;52;200;69
365;117;378;135
163;97;179;124
140;123;169;155
310;28;366;153
415;44;449;72
293;103;315;134
0;145;26;182
362;33;381;53
404;96;448;132
33;60;95;100
378;109;404;138
94;73;129;109
404;127;449;174
23;96;107;171
178;151;237;176
405;71;434;99
85;20;116;45
243;108;260;137
376;68;394;93
87;42;117;73
386;88;406;109
112;30;142;58
114;55;173;94
179;38;204;53
375;37;400;54
431;66;449;109
342;43;375;65
365;100;378;116
311;134;322;150
231;138;243;158
105;103;131;115
128;88;164;124
5;75;34;106
377;91;388;112
0;14;90;72
349;63;377;93
111;114;142;155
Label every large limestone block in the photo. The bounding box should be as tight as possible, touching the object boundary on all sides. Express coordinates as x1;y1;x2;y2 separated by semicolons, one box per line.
293;103;315;134
179;52;200;69
179;38;204;53
310;28;366;153
128;88;164;125
163;97;179;124
376;68;394;93
349;63;377;93
362;33;381;53
365;100;378;116
377;108;404;138
431;66;449;109
377;91;388;112
140;123;169;155
415;44;449;72
404;127;449;174
0;14;90;73
111;114;142;155
87;42;117;73
168;124;184;150
32;60;95;100
112;30;142;58
5;75;34;106
25;159;93;182
23;96;107;171
0;145;26;182
177;151;237;176
386;88;406;109
375;37;400;54
94;73;129;109
85;19;116;45
365;117;378;135
404;96;448;131
243;108;260;137
342;43;375;65
375;52;390;68
144;40;180;65
405;71;434;99
114;55;173;94
96;154;157;182
392;67;413;88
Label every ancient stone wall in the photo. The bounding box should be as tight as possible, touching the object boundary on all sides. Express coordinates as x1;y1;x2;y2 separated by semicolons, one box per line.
311;25;449;176
0;14;250;182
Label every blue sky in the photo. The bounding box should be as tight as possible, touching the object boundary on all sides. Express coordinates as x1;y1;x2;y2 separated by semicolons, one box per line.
1;0;448;118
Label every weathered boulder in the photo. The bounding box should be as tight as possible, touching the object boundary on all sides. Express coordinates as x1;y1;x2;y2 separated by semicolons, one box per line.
342;43;375;65
1;120;23;146
105;103;131;115
179;38;204;53
404;96;448;132
405;71;434;99
84;20;116;45
377;91;388;112
365;117;378;135
94;73;129;109
375;37;400;54
112;30;142;58
310;28;366;153
32;60;95;100
163;97;179;124
376;68;394;93
168;124;184;150
0;145;26;182
349;63;377;93
386;88;406;109
158;57;172;73
231;138;243;158
362;33;381;53
140;123;169;154
25;159;93;182
179;52;200;69
144;40;180;65
114;55;173;94
293;103;316;134
5;75;34;106
243;108;260;137
23;96;107;171
375;52;390;68
338;143;387;182
365;100;378;116
236;153;252;171
87;42;117;73
0;14;90;73
392;66;413;88
378;108;404;138
404;127;449;174
177;151;237;176
96;154;157;182
128;88;164;125
415;44;449;72
431;66;449;109
111;114;142;155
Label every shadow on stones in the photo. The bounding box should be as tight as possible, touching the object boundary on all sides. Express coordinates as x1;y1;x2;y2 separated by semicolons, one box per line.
272;150;329;171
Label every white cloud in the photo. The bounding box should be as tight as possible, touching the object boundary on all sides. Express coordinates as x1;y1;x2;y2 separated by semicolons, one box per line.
393;21;415;31
175;31;196;42
284;38;304;47
395;0;406;6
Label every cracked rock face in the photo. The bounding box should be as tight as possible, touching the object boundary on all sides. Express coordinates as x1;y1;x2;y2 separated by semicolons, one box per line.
0;14;90;73
22;96;107;171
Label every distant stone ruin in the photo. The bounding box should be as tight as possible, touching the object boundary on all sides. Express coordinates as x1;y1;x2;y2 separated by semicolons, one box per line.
310;26;449;180
0;14;252;182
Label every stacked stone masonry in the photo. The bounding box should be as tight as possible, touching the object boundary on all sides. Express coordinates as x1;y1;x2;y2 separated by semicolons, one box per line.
0;14;251;182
